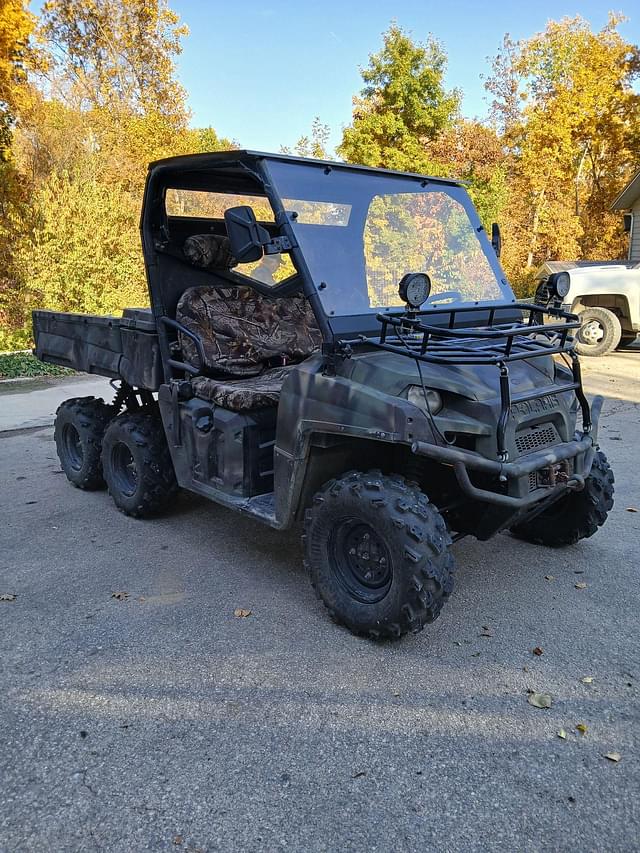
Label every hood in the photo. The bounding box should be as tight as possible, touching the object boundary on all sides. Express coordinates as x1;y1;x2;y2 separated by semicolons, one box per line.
345;349;556;403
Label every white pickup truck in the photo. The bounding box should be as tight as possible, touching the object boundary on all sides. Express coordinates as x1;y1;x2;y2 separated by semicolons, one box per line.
537;264;640;356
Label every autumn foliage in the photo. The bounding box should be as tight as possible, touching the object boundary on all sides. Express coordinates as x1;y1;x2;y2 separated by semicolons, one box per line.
0;7;639;348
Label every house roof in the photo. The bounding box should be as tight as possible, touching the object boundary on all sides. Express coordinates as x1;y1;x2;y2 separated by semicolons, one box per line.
611;170;640;210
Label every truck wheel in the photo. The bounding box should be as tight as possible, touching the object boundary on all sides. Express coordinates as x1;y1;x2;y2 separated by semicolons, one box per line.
575;307;621;356
510;450;614;547
54;397;112;490
303;471;454;639
101;412;178;518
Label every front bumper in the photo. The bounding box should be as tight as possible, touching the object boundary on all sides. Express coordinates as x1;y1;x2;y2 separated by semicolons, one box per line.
411;396;603;509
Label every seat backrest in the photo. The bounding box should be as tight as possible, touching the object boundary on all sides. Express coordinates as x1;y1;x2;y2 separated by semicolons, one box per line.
176;285;322;377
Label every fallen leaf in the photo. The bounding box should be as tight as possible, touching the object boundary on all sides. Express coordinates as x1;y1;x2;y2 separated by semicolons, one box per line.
576;723;588;735
528;692;552;709
575;582;588;590
625;507;638;513
111;591;129;601
352;770;366;778
391;690;400;697
234;608;252;618
533;647;544;656
557;729;567;739
0;593;16;602
173;837;183;846
581;676;594;684
544;575;555;581
604;752;621;762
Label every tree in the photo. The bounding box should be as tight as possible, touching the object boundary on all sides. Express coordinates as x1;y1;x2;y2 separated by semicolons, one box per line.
288;117;331;159
486;15;640;289
339;24;459;172
3;170;146;350
38;0;189;128
431;119;508;228
0;0;36;156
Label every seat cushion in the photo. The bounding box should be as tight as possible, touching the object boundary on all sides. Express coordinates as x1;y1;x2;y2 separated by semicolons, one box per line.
183;234;237;271
191;366;293;411
176;286;321;377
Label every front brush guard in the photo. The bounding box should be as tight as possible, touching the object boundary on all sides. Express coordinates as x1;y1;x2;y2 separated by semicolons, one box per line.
411;396;603;509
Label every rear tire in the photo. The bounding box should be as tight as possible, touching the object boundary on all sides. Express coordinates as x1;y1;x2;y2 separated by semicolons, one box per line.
54;397;112;490
101;412;178;518
303;471;454;639
510;450;614;547
574;307;621;356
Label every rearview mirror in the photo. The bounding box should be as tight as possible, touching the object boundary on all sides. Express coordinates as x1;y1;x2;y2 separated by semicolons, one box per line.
491;222;502;258
224;205;271;263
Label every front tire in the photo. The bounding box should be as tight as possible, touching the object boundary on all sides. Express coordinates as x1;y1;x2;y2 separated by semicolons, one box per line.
510;450;614;547
54;397;112;490
575;307;621;356
303;471;454;639
101;412;178;518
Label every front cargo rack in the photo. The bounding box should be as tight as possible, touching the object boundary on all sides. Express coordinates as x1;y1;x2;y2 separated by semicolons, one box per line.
346;302;590;462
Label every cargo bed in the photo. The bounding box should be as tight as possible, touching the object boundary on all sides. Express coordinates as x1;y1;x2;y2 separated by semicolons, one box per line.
32;308;162;390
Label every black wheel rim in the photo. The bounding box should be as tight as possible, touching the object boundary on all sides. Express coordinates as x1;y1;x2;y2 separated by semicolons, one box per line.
111;442;138;497
329;517;393;604
62;423;83;471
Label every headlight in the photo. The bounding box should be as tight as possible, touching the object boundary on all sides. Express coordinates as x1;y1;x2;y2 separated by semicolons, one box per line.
407;385;443;415
548;271;571;300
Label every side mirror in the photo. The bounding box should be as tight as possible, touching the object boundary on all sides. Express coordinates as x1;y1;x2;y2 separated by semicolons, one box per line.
224;206;270;263
491;222;502;258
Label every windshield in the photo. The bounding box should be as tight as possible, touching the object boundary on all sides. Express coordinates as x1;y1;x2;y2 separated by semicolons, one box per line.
265;160;512;317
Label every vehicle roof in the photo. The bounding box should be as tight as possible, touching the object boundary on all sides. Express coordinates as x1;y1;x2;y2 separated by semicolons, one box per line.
147;149;464;187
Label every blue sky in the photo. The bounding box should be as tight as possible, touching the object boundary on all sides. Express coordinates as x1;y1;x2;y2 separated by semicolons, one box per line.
171;0;639;154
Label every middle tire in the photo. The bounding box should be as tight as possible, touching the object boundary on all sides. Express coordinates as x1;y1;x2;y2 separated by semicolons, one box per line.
101;412;178;518
303;470;454;639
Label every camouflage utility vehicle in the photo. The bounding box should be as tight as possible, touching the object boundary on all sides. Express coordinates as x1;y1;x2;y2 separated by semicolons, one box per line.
33;151;614;639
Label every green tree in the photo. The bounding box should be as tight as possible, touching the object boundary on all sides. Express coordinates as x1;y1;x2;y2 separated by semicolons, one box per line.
3;170;146;350
286;117;331;159
339;24;459;172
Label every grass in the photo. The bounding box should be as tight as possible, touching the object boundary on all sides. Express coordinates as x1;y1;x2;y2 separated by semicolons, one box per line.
0;351;75;380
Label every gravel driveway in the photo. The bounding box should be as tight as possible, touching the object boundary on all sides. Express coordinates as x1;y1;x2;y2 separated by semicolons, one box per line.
1;352;638;852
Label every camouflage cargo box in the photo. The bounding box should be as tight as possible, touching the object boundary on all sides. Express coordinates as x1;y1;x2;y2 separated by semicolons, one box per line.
32;308;162;390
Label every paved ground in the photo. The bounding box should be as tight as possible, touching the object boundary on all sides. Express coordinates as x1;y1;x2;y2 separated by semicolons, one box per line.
0;374;111;432
1;353;639;852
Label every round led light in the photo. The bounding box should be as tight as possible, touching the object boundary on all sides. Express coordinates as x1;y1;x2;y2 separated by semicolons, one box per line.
398;273;432;308
554;271;570;299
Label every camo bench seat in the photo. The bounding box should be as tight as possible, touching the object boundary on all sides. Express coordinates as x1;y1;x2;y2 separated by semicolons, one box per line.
191;366;294;411
175;280;321;411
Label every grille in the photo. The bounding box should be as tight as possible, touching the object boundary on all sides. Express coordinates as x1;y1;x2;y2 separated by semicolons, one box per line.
528;472;539;492
515;423;560;456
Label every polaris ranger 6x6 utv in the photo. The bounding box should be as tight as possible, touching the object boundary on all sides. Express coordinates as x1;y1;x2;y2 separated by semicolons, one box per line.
33;151;614;639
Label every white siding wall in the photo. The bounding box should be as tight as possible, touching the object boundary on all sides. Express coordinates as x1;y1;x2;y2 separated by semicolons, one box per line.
631;198;640;262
